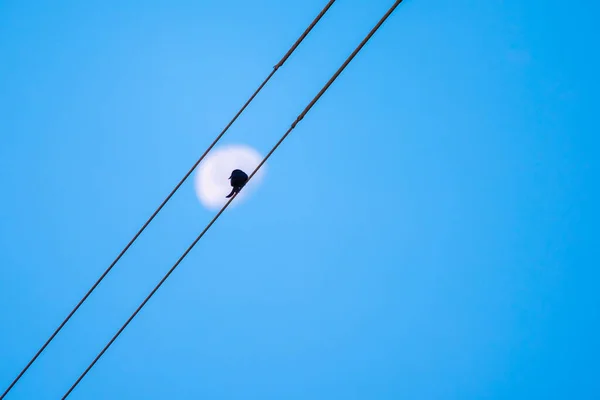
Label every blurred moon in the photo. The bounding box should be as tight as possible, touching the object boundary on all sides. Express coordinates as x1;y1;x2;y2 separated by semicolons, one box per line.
194;144;266;210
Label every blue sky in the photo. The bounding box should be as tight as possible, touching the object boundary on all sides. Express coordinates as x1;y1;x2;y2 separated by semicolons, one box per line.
1;0;599;398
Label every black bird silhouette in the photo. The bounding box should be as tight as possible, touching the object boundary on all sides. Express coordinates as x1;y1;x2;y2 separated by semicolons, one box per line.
225;169;249;198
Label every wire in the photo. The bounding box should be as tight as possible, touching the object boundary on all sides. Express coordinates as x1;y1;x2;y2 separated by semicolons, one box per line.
0;2;336;399
60;1;404;397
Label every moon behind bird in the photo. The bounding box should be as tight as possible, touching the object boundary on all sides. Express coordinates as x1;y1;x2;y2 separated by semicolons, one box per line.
194;144;266;210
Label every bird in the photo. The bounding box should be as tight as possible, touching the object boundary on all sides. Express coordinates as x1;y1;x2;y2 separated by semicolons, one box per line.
225;169;249;198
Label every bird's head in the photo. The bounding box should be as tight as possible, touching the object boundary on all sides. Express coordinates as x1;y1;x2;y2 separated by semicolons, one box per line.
229;169;243;179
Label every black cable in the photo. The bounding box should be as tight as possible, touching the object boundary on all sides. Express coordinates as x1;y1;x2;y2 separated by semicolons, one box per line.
0;2;336;398
61;1;404;397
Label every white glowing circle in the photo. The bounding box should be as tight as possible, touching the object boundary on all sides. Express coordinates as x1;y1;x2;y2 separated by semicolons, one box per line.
194;144;266;210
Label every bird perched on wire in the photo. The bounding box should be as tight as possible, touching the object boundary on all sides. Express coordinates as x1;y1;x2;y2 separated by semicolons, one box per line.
225;169;249;198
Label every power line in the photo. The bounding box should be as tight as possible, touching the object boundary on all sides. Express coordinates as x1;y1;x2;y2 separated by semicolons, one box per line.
0;2;336;398
61;1;404;397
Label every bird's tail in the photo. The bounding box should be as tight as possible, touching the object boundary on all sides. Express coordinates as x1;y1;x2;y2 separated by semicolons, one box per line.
225;187;237;198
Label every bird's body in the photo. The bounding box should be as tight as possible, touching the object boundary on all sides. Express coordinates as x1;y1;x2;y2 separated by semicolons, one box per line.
226;169;249;198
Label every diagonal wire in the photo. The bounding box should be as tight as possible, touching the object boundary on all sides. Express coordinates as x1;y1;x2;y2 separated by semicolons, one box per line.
61;1;404;398
0;1;337;398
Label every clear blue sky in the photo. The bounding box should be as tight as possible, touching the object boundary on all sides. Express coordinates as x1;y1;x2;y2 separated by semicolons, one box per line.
1;0;598;398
